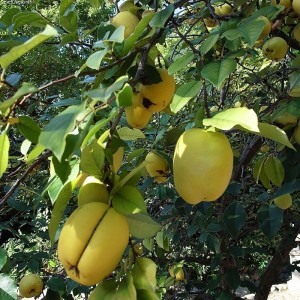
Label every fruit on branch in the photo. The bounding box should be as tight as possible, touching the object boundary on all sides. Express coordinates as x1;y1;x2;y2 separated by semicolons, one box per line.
292;125;300;144
293;23;300;42
169;266;185;281
140;68;175;113
293;0;300;15
274;193;292;209
19;274;43;298
125;92;153;129
112;147;125;172
274;112;298;126
111;11;139;38
214;3;232;16
262;37;288;61
271;0;292;11
256;16;272;40
58;202;129;286
173;128;233;204
119;0;139;15
78;176;109;206
145;151;169;183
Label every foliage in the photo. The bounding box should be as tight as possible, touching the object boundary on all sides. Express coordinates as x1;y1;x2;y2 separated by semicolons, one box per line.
1;0;300;299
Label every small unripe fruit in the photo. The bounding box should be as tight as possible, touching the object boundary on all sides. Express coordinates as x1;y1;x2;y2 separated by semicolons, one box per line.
214;3;232;16
19;274;43;298
274;193;292;209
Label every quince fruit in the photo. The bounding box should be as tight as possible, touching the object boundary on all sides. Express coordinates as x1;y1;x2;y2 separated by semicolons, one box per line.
293;23;300;42
111;11;139;38
119;0;139;14
145;151;169;183
78;176;109;206
274;193;292;209
293;0;300;15
204;17;218;28
274;112;298;126
271;0;292;11
292;125;300;144
125;92;153;129
173;128;233;204
169;266;185;281
262;37;288;61
140;68;175;113
256;16;272;40
19;274;43;298
214;3;232;16
58;202;129;286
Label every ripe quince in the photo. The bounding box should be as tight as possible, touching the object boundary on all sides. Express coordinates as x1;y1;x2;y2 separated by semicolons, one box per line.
173;128;233;204
111;11;139;38
145;151;169;183
58;202;129;286
140;68;175;113
19;274;43;298
262;37;288;61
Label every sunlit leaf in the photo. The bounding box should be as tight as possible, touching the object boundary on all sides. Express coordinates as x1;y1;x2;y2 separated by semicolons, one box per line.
168;52;194;75
0;274;18;300
264;156;285;187
0;131;9;178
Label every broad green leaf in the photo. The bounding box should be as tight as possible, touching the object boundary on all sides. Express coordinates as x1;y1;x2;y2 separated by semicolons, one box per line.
60;8;78;32
117;127;145;140
203;107;259;131
0;8;20;27
46;277;66;292
126;213;161;239
170;81;202;113
239;20;265;47
80;139;105;178
258;204;283;240
12;12;48;30
272;179;300;199
39;103;85;161
201;58;237;89
89;0;101;9
86;48;108;70
85;76;128;102
0;273;18;300
223;202;246;239
156;230;170;251
222;29;242;41
0;248;7;270
288;70;300;97
264;156;285;187
122;13;155;55
89;275;136;300
168;52;194;75
18;115;41;144
116;83;133;107
136;289;160;300
0;82;38;116
112;185;147;215
26;144;45;165
60;0;75;16
0;25;58;70
0;131;10;178
132;258;157;291
200;33;220;56
149;5;174;29
253;157;271;189
48;181;73;245
252;123;295;150
224;269;240;290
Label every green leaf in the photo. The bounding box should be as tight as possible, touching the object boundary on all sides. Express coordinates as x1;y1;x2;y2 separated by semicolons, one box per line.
0;82;38;116
39;103;85;161
48;181;73;245
156;230;170;251
264;156;285;187
0;248;7;270
46;277;66;292
12;12;48;30
200;33;220;56
26;144;45;165
126;213;162;239
252;123;295;150
60;0;75;15
89;275;136;300
168;52;194;75
223;201;246;239
258;204;283;240
18;116;41;144
203;107;259;131
132;258;157;291
136;289;160;300
201;58;237;89
84;76;128;103
289;70;300;97
80;139;105;178
0;131;10;178
117;127;145;140
239;19;265;47
60;7;78;32
116;83;133;107
0;273;18;300
222;29;242;41
86;48;108;70
272;179;300;199
224;268;240;290
112;185;147;215
149;5;174;29
170;81;202;113
0;25;58;70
